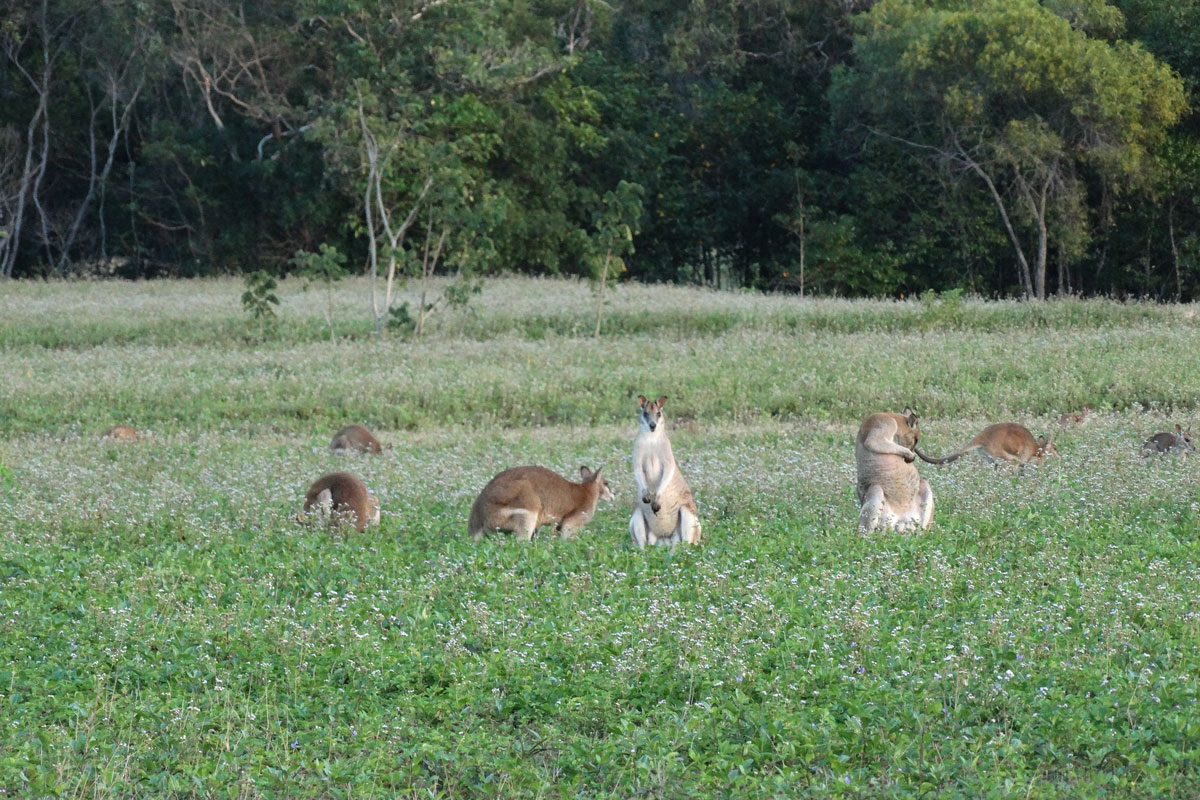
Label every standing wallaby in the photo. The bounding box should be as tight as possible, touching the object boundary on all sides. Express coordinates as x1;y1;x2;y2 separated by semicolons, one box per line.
468;465;614;541
102;425;140;441
330;424;385;454
297;472;380;532
916;423;1057;467
629;395;702;548
856;407;934;534
1143;424;1195;455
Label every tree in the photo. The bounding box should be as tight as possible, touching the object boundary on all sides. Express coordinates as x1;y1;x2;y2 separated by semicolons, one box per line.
585;179;643;336
309;0;570;336
832;0;1186;299
293;243;348;343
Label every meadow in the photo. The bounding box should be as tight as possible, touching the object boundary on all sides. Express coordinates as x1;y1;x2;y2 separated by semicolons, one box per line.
2;276;1200;798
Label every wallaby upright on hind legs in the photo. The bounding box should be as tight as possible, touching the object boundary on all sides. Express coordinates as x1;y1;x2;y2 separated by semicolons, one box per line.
629;394;702;548
855;407;934;535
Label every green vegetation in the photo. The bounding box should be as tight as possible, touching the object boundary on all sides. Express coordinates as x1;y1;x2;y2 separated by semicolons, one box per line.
3;278;1200;797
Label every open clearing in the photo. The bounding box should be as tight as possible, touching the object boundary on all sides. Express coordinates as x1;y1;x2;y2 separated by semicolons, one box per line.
2;277;1200;797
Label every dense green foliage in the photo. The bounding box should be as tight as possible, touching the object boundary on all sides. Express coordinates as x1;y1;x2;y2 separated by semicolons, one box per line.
2;0;1199;297
4;278;1200;797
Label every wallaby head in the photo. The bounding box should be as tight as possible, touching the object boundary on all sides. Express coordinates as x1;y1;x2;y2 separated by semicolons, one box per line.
901;406;919;443
580;465;616;503
636;394;669;434
1035;435;1059;459
1178;424;1196;451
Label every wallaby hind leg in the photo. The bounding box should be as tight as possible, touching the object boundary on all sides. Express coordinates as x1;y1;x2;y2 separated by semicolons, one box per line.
859;484;885;534
678;506;701;545
917;479;934;531
503;509;539;542
629;510;650;548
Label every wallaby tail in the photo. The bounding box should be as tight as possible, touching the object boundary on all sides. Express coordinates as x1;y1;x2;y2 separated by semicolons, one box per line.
467;500;486;538
914;445;972;465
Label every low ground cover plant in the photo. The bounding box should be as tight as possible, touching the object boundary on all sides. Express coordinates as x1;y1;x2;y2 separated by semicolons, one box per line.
2;278;1199;797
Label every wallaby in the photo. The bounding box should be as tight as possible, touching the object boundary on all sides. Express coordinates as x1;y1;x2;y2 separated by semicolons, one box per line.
330;424;386;454
101;425;140;441
856;407;934;535
629;395;702;547
467;465;614;541
297;472;380;532
916;423;1057;467
1143;424;1195;455
1058;406;1093;427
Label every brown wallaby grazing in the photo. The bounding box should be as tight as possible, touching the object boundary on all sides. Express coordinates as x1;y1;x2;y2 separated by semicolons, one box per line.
630;395;702;547
468;465;614;541
330;424;386;454
1143;424;1195;455
101;425;140;441
297;472;380;532
1058;406;1094;427
855;407;934;534
916;423;1057;467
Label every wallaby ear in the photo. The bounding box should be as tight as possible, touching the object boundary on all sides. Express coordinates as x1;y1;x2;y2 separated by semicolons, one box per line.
1176;424;1183;434
637;395;647;408
656;395;668;408
579;465;593;480
1037;435;1047;445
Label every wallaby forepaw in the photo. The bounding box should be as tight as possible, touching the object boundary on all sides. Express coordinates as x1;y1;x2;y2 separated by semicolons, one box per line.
903;450;916;463
642;492;652;505
651;501;661;514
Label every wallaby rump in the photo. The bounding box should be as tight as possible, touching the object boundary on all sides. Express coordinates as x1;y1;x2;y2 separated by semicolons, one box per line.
468;465;614;541
855;407;934;535
916;423;1056;467
330;424;385;454
102;425;140;441
629;394;702;547
298;472;380;532
1058;407;1093;427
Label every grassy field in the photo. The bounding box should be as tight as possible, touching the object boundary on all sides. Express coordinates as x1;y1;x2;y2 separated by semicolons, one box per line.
2;276;1200;798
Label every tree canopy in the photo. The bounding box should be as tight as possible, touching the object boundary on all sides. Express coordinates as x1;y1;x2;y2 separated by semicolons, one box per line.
1;0;1196;299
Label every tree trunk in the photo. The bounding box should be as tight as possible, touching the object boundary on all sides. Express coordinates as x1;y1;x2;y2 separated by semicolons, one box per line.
1014;173;1050;300
1034;180;1049;300
1168;203;1182;301
594;248;611;337
961;155;1035;299
54;74;144;274
798;212;805;299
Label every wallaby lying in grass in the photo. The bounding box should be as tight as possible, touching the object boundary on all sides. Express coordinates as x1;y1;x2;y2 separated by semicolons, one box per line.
856;407;934;535
1143;424;1195;455
916;423;1057;467
297;472;380;532
1058;406;1093;427
330;424;386;454
629;395;702;547
468;465;614;541
101;425;140;441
